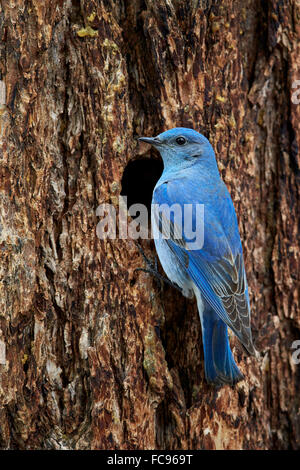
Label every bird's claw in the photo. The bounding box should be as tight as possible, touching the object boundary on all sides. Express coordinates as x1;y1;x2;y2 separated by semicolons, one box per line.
134;241;183;294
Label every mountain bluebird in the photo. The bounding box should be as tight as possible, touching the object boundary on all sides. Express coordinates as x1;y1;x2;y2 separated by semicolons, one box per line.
139;128;255;386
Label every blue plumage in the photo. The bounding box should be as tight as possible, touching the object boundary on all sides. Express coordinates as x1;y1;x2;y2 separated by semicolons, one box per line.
139;128;255;386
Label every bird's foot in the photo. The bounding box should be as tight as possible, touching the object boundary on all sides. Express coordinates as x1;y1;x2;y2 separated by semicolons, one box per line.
134;241;183;294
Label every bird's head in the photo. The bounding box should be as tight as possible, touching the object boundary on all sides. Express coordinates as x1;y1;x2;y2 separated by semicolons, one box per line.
139;127;217;174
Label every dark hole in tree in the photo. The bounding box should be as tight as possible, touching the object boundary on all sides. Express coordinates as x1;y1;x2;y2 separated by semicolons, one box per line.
121;157;164;216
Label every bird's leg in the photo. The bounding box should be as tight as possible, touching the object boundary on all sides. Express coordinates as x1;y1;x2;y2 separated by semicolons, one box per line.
134;241;183;294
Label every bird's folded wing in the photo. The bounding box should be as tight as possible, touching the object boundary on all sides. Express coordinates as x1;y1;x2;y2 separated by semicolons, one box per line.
153;180;255;355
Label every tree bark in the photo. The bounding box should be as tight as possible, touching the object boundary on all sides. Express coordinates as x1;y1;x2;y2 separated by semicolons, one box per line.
0;0;299;450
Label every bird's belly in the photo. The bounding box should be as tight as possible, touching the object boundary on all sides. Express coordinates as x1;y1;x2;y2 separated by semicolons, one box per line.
152;221;193;298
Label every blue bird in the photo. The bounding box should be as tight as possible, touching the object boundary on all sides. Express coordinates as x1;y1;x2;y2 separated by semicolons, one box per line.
139;128;255;386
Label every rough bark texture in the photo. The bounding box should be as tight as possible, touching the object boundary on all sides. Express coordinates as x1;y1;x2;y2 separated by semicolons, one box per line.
0;0;299;450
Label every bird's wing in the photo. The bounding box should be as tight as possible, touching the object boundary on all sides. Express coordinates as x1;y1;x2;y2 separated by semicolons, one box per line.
152;178;255;355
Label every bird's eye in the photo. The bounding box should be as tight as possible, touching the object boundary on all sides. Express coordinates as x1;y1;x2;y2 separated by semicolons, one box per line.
175;137;186;145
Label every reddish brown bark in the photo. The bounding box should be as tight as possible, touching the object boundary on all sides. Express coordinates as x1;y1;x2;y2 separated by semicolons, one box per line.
0;0;299;449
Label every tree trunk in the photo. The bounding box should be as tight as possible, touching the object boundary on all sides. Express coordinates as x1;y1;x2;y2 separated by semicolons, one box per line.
0;0;299;450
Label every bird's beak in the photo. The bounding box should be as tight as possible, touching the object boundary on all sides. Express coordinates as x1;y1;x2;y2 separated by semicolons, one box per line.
138;136;162;146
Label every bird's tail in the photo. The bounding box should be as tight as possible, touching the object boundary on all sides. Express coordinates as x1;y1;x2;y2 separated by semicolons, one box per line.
196;293;244;386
